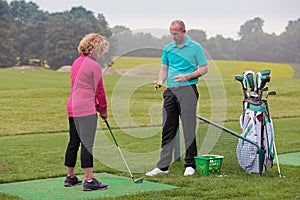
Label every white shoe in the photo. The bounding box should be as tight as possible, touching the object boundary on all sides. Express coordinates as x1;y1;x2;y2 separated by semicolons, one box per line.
145;168;169;176
184;167;195;176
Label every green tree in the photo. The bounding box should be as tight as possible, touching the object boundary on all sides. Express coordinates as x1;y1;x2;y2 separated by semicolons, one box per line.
238;17;264;39
187;29;207;44
236;32;277;62
206;35;237;60
9;0;48;66
276;18;300;63
43;6;112;69
111;26;133;56
0;0;17;67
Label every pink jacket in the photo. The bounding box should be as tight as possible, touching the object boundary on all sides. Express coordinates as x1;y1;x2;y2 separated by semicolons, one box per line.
67;56;107;117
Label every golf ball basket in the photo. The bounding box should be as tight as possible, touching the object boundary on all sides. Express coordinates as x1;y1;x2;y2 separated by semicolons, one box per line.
194;155;224;175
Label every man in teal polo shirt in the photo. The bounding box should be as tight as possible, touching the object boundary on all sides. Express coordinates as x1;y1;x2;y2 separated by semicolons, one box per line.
146;19;208;177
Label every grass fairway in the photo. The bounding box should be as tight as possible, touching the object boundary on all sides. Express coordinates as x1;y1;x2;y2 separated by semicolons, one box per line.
0;58;299;199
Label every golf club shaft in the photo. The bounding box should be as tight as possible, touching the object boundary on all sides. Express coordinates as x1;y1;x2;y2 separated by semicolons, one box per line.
273;140;282;177
116;146;134;179
104;120;135;180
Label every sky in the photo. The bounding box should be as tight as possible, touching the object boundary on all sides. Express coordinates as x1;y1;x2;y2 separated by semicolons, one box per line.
13;0;300;39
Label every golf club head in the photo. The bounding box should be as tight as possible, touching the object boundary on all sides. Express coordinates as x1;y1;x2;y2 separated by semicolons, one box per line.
266;90;276;99
256;72;262;90
235;75;246;88
268;90;276;96
258;87;269;99
257;75;270;92
134;178;144;184
235;75;248;99
260;69;271;76
263;86;268;91
235;75;244;82
243;70;255;91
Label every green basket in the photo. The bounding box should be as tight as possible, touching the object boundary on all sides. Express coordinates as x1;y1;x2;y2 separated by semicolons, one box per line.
194;155;224;175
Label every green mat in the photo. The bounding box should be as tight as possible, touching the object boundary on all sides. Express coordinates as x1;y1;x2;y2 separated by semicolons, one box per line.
275;152;300;166
0;173;178;200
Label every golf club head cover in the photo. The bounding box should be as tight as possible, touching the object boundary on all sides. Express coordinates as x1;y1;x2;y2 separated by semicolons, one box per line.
256;72;262;90
235;75;248;99
260;69;271;76
243;70;255;91
257;70;271;89
256;70;271;100
260;75;270;89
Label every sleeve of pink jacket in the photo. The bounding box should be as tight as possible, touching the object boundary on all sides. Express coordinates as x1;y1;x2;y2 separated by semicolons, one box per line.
94;65;107;115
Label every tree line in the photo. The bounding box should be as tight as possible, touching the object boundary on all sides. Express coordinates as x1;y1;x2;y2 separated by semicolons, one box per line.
0;0;299;69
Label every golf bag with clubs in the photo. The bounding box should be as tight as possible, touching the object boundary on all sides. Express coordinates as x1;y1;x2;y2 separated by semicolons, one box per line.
235;70;276;174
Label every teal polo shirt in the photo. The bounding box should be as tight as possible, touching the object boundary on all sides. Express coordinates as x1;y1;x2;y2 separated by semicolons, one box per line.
162;36;207;86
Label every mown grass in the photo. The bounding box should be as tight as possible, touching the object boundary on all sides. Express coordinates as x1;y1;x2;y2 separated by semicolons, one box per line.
0;58;299;199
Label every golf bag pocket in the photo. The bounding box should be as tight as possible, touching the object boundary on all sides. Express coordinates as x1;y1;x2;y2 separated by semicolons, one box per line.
237;111;260;173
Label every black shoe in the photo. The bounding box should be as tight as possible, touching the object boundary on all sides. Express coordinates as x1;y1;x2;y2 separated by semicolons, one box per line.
83;178;109;191
64;176;83;187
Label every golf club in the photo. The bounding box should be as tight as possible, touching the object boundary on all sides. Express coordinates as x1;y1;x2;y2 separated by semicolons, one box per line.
257;75;271;100
264;89;283;177
104;120;143;184
243;70;255;92
266;90;276;99
235;75;248;99
256;70;271;89
262;86;269;92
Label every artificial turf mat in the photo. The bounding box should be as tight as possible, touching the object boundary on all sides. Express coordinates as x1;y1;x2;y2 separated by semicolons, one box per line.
0;173;179;200
275;152;300;166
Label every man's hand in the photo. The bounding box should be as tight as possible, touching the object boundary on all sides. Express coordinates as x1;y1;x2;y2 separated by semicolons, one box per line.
173;74;189;82
154;80;162;91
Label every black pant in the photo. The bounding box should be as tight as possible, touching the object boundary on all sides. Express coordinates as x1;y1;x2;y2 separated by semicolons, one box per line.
157;85;199;169
64;114;98;168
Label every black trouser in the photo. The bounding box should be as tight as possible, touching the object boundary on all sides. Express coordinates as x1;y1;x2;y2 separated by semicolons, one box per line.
64;114;98;168
156;85;199;170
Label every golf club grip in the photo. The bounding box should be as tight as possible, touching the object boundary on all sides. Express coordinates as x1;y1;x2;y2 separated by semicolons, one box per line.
105;120;119;147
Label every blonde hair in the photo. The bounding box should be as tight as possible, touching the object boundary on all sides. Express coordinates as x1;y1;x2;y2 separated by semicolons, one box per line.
78;33;109;59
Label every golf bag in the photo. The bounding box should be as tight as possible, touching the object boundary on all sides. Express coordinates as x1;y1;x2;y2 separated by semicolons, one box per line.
235;70;275;174
237;100;275;173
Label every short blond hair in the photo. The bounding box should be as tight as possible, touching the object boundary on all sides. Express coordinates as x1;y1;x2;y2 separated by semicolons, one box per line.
78;33;109;58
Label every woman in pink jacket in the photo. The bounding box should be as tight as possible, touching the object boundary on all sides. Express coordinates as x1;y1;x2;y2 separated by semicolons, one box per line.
64;33;109;191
